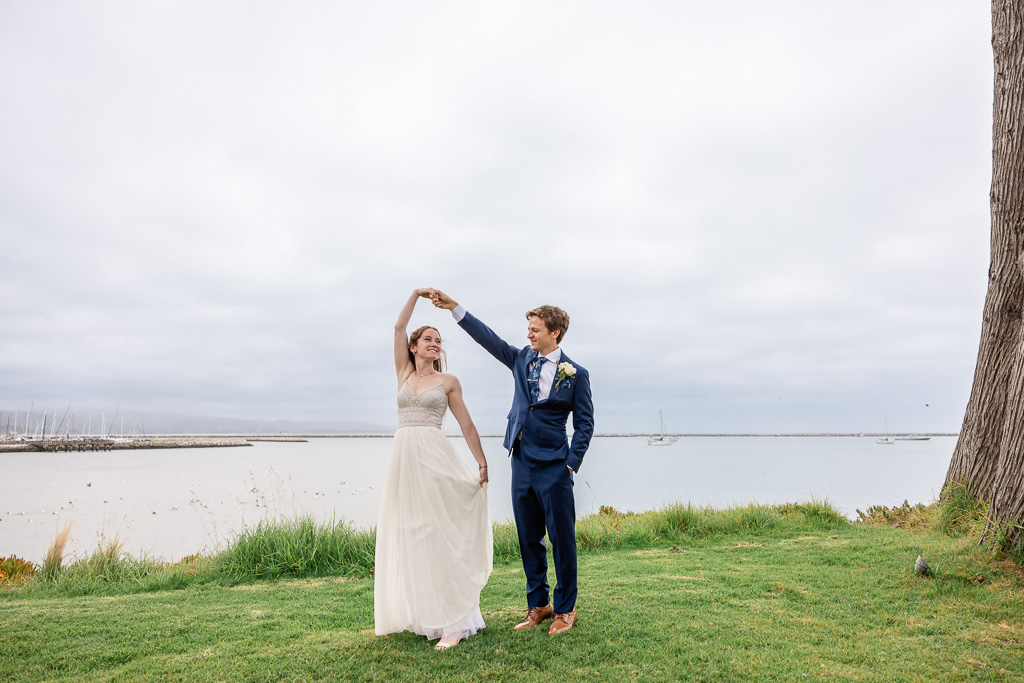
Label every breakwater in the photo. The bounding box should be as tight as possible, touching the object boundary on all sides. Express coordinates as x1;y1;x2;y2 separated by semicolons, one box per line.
0;437;252;453
244;437;308;442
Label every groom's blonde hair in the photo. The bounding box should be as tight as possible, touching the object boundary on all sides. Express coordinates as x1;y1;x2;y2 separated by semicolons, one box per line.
526;305;570;344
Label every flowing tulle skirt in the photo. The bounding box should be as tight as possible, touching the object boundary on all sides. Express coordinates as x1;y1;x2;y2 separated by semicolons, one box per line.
374;426;492;640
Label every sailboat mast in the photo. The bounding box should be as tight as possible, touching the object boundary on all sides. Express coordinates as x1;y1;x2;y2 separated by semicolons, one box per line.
110;403;119;437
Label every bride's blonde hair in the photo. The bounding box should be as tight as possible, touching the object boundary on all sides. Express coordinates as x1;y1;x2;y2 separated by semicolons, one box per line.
408;325;446;372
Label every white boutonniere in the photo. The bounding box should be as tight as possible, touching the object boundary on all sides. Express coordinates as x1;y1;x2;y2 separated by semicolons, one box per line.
554;362;576;391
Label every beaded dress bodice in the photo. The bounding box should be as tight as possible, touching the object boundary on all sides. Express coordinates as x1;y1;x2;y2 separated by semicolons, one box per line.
397;379;447;429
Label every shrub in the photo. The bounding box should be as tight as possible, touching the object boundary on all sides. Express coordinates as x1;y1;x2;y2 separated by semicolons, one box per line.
778;499;848;528
653;503;707;537
215;515;375;581
856;500;930;529
938;483;988;537
0;556;36;586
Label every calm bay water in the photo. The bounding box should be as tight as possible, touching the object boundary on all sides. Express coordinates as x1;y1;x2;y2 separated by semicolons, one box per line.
0;435;955;563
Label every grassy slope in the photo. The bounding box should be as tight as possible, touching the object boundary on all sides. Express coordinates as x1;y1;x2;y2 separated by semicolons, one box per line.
2;523;1022;682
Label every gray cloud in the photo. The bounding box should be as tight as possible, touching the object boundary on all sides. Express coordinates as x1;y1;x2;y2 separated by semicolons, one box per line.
0;1;991;434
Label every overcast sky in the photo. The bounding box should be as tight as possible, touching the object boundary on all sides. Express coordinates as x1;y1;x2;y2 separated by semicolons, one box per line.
0;1;994;434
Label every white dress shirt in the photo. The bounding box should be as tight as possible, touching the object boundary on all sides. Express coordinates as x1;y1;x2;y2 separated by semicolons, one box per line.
529;348;561;402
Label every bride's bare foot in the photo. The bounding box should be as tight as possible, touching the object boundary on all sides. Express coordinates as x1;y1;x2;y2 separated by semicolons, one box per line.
434;631;468;651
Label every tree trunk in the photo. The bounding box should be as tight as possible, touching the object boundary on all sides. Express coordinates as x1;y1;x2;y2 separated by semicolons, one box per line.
985;1;1024;548
944;0;1024;504
990;335;1024;547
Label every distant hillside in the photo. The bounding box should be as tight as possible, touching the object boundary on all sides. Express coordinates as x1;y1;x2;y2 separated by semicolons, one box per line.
137;412;392;436
0;409;393;436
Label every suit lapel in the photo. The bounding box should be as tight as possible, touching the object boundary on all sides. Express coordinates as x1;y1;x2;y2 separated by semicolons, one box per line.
546;350;561;397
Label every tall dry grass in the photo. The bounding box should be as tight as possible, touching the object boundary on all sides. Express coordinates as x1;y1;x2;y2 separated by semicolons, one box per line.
43;521;74;579
97;531;125;571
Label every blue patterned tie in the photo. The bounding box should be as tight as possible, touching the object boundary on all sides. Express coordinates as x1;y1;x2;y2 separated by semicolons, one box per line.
528;356;548;403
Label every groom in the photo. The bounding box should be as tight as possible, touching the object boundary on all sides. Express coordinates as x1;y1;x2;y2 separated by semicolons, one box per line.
430;289;594;635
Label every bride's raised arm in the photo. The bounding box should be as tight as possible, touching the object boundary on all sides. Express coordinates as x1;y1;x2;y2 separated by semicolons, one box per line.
394;288;432;381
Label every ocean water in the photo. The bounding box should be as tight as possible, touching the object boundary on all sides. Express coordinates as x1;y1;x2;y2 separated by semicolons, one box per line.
0;435;955;563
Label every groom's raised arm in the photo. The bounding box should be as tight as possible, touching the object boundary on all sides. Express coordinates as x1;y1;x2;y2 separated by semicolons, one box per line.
458;310;519;370
430;289;518;370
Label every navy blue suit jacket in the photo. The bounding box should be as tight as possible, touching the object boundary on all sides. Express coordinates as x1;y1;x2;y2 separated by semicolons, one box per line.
458;311;594;472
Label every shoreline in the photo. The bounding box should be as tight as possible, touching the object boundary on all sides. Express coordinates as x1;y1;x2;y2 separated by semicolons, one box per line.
0;432;958;452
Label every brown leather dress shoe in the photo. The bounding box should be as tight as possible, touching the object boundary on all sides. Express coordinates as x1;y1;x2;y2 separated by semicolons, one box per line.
514;603;554;630
548;609;577;635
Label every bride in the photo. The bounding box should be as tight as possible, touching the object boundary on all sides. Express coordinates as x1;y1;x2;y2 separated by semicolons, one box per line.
374;288;493;651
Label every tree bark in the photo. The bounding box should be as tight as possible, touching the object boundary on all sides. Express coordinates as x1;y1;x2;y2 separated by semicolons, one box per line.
944;0;1024;504
986;1;1024;547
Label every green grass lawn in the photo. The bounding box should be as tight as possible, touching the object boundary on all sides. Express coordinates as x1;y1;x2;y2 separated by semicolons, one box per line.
2;518;1022;681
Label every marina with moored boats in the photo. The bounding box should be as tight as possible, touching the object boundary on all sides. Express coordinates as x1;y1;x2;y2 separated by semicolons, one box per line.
0;405;260;451
0;436;254;452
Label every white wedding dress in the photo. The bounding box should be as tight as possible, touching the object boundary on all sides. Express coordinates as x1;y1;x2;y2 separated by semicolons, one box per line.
374;378;493;640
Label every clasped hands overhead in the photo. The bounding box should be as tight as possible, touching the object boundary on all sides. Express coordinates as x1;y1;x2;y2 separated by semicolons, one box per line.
417;288;457;311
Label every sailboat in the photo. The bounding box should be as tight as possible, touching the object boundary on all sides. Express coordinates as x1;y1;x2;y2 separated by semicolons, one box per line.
876;418;895;445
648;411;678;446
